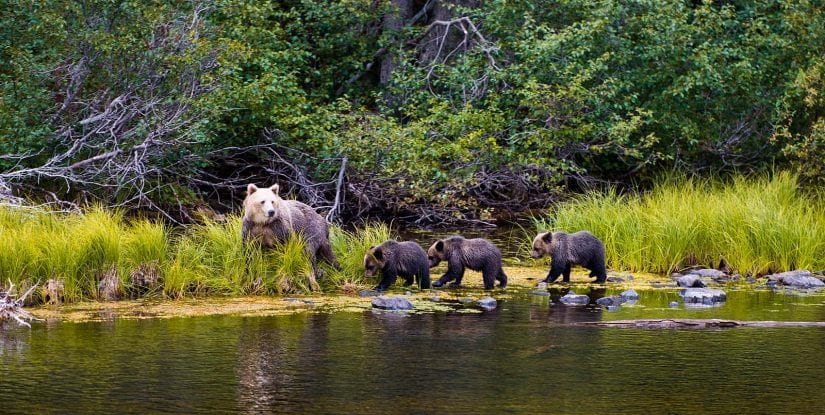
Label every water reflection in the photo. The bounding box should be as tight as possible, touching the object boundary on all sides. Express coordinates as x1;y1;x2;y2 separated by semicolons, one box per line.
236;314;331;413
2;290;825;414
0;325;29;357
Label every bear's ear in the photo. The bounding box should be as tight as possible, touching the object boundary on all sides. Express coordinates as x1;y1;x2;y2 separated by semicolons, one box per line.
269;184;280;195
373;247;383;261
247;184;258;195
435;240;444;252
541;232;553;243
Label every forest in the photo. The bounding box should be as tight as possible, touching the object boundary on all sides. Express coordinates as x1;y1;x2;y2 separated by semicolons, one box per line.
2;0;824;224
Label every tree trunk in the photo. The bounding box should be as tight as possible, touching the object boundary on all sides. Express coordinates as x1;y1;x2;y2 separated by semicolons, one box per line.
379;0;415;85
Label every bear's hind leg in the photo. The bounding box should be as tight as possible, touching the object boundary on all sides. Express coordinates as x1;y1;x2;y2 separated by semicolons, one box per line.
418;266;431;289
496;269;508;288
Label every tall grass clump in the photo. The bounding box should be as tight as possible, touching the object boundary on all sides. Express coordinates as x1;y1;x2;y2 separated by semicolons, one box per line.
326;223;392;291
162;215;315;298
535;172;825;276
0;206;142;302
1;206;405;302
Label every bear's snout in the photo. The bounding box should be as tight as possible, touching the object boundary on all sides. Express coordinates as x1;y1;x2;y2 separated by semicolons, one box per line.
266;210;275;217
530;250;542;259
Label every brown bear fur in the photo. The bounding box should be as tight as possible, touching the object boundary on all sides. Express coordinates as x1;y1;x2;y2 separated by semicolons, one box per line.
364;240;431;291
531;231;606;283
427;236;507;289
242;183;338;289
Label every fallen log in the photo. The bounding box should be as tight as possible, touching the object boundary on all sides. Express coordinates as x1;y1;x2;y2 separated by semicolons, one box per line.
577;319;825;329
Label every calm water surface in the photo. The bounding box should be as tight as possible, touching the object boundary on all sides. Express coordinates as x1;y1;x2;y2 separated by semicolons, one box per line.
2;288;825;414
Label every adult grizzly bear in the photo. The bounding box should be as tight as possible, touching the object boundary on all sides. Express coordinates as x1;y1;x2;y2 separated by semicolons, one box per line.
364;240;431;291
242;183;338;289
427;236;507;290
531;231;607;284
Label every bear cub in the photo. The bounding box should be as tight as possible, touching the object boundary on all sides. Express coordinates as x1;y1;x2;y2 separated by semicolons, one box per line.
364;240;431;291
531;230;606;284
427;236;507;290
242;183;338;289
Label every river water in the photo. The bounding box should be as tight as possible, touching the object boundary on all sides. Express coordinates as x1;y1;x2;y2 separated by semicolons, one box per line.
2;287;825;414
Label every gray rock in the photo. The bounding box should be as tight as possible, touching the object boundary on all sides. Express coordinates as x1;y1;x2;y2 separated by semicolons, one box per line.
676;274;707;288
606;305;621;311
405;291;413;296
669;301;679;308
429;296;442;302
627;275;634;281
529;290;551;297
746;276;757;284
767;270;825;289
536;282;548;290
606;276;625;283
559;293;590;305
476;297;498;311
670;272;683;279
689;269;727;279
459;297;474;304
620;289;640;301
680;288;726;304
595;296;624;307
372;296;415;310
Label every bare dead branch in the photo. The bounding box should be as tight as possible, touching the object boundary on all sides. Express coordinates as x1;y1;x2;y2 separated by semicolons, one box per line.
1;280;41;328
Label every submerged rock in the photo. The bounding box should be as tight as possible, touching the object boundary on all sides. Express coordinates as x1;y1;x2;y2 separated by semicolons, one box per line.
476;297;498;311
767;270;825;289
606;276;624;283
358;290;381;297
559;293;590;305
669;301;679;308
680;288;726;305
595;296;624;307
606;305;621;311
620;289;640;301
372;296;415;310
676;274;707;288
536;282;548;290
529;290;551;297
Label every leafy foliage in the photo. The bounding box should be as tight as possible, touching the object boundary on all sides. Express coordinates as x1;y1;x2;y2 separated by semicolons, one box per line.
2;1;824;220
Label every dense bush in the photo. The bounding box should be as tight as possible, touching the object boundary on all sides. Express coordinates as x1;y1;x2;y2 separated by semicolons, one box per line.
2;1;824;221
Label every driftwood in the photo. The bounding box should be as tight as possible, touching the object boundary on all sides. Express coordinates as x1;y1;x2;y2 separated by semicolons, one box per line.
578;319;825;329
0;280;40;328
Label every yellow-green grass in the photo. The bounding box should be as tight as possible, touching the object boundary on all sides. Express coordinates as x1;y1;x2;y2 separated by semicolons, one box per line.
0;206;391;303
327;222;392;291
534;172;825;276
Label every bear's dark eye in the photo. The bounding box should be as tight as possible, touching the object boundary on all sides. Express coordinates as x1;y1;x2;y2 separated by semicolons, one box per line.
260;201;265;205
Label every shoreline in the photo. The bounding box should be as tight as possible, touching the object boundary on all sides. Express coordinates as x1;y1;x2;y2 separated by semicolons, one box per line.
26;266;667;323
17;265;684;324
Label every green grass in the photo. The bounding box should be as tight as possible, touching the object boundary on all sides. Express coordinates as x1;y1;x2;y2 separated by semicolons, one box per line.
534;172;825;276
0;207;392;303
326;222;392;292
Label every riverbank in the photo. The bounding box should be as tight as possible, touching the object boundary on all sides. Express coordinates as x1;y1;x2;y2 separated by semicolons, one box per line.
21;267;685;322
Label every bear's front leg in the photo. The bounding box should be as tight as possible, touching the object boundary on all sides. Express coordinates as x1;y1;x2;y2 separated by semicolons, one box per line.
374;270;398;291
544;262;565;283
